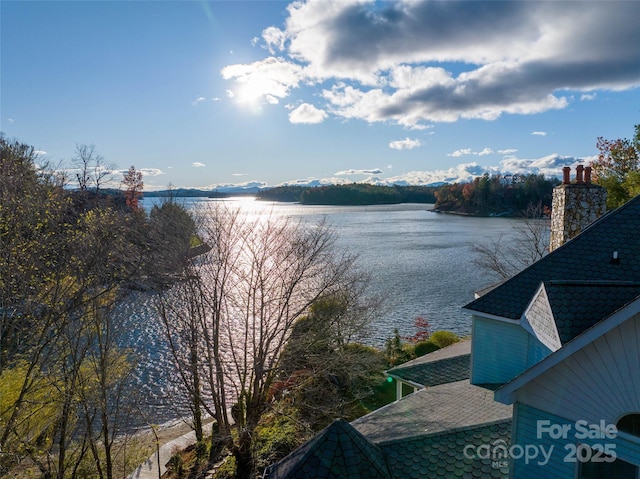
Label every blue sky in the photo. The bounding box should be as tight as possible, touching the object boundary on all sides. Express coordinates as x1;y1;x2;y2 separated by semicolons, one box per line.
2;0;639;191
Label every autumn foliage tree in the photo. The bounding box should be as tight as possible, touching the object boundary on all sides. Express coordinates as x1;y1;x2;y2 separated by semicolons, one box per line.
122;165;143;210
433;173;559;216
591;124;640;209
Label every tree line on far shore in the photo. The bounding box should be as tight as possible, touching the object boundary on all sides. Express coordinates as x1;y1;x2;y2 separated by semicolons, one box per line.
256;184;438;205
256;176;560;216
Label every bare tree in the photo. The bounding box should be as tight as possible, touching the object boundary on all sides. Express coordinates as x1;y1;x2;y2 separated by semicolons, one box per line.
473;202;550;280
72;144;116;193
155;203;368;479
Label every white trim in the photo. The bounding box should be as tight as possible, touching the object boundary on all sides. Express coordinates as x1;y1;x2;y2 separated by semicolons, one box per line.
386;374;425;392
495;296;640;405
384;373;425;401
462;308;520;324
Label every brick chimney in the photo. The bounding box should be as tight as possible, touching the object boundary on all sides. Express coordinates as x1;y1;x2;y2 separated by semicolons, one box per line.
549;165;607;251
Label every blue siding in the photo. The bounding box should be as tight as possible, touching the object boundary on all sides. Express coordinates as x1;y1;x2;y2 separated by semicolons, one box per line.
513;404;640;479
526;335;552;367
471;316;529;385
613;434;640;466
512;404;576;479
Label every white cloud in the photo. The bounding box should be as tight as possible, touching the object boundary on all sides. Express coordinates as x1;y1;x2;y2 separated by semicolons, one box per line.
499;154;589;177
185;153;595;190
498;149;518;155
221;0;639;127
581;93;597;101
139;168;164;177
192;162;206;168
389;138;421;150
192;96;206;105
262;26;286;53
449;147;514;157
531;131;548;136
221;57;303;105
288;103;328;124
348;154;588;186
114;167;164;179
34;150;47;155
334;168;383;176
448;148;473;157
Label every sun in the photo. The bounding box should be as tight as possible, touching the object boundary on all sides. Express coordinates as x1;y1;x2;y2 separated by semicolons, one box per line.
232;82;269;114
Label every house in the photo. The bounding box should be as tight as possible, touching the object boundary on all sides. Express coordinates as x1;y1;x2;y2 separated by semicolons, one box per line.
265;166;640;478
465;166;640;478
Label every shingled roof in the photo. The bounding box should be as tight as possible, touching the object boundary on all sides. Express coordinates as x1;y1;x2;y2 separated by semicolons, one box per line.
263;419;392;479
379;420;511;479
464;195;640;320
352;380;511;443
265;381;512;479
542;281;640;343
387;341;471;387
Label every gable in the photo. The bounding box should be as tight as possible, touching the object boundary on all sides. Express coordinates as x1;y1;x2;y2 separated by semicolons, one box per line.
521;284;562;351
263;419;391;479
521;281;640;349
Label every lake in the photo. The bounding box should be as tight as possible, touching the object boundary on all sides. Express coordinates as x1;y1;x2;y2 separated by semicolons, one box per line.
125;197;524;421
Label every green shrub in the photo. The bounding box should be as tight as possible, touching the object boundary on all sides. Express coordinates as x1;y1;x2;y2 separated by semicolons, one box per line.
213;455;236;479
362;377;396;411
412;340;441;357
195;440;209;460
430;330;460;348
254;413;304;473
167;452;184;476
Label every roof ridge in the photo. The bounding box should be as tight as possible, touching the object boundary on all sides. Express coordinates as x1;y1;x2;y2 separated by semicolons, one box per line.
546;280;640;286
387;352;470;373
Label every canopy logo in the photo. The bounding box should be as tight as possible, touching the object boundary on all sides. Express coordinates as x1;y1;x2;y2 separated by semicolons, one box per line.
464;420;618;468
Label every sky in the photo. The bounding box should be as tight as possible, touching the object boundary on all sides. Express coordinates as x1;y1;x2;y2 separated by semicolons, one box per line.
2;0;639;191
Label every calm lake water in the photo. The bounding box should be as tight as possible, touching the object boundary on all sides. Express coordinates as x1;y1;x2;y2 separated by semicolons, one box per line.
142;197;518;338
124;197;523;421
